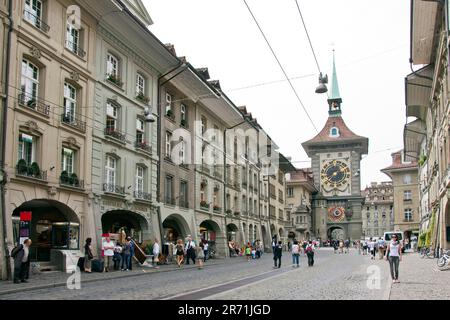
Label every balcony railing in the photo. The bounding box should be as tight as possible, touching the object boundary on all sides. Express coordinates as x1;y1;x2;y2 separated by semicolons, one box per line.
60;174;84;189
200;202;210;210
61;113;86;132
213;206;222;213
135;141;152;153
104;128;126;142
134;191;151;201
18;93;50;117
103;183;125;195
16;167;47;181
23;10;50;33
65;40;86;58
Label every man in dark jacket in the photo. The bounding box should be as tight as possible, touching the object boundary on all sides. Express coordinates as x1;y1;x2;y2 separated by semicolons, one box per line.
273;241;283;269
11;239;32;284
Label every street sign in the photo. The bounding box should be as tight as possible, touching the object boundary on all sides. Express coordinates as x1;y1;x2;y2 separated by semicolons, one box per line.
19;211;32;244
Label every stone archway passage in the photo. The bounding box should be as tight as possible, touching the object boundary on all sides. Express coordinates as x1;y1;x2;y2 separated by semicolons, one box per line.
200;219;225;257
12;199;80;262
328;226;345;241
162;214;191;243
101;210;149;243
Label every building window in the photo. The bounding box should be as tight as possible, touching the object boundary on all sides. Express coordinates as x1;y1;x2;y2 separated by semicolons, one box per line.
287;187;294;197
165;175;174;204
200;180;207;202
403;174;412;184
18;132;35;165
61;147;74;174
21;59;39;103
179;140;186;164
404;190;412;200
330;127;339;137
180;104;187;126
180;180;188;208
135;166;144;194
404;209;413;221
63;83;77;123
66;23;83;57
105;156;116;186
106;102;118;131
136;73;145;96
201;116;207;135
165;131;172;159
24;0;44;29
165;93;173;116
136;118;144;144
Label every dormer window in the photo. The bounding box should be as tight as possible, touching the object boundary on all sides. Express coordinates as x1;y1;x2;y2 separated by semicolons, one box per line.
330;127;339;137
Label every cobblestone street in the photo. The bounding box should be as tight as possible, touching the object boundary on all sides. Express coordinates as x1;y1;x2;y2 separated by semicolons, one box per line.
0;249;448;300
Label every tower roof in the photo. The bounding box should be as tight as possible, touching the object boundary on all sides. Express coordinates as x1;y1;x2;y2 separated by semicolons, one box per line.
329;51;341;101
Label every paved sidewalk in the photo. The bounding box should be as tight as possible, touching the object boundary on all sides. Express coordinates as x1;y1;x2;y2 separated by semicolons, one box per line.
388;252;450;300
0;257;228;296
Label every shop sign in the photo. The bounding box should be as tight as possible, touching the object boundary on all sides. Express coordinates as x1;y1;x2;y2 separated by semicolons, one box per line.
19;211;32;245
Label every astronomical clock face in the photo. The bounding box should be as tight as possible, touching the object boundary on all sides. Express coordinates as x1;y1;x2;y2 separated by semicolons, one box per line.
320;158;351;195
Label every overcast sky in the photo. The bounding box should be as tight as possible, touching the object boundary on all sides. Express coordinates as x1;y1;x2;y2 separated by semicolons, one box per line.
145;0;411;188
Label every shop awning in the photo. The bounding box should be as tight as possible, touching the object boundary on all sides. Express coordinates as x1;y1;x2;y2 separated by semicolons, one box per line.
404;118;426;162
411;0;439;65
405;64;433;121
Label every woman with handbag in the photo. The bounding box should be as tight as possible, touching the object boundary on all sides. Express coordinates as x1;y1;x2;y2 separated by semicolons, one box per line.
84;238;93;273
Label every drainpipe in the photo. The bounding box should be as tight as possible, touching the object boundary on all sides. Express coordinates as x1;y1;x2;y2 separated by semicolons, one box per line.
1;0;13;280
155;62;184;244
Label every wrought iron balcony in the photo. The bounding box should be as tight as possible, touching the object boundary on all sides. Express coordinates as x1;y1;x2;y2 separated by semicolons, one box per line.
134;191;151;201
61;113;86;132
18;93;50;117
213;206;222;213
23;10;50;33
135;140;152;153
65;40;86;58
103;183;125;195
104;128;126;142
16;166;47;181
60;173;84;189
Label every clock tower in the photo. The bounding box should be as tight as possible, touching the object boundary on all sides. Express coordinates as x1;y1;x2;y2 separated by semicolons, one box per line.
302;53;368;241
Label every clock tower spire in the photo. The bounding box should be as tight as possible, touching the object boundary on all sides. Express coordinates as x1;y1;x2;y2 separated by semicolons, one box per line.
328;50;342;117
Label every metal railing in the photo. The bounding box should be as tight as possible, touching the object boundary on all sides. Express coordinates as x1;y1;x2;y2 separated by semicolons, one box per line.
61;113;86;132
103;183;125;194
104;128;126;142
16;167;47;181
165;197;176;205
65;40;86;58
18;93;50;116
60;175;84;189
134;191;151;201
23;10;50;33
135;141;152;153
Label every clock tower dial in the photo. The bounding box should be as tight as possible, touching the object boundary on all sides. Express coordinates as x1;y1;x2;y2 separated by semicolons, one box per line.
320;159;351;191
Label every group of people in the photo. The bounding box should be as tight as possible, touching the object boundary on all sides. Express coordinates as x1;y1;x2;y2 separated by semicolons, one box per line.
273;239;316;268
242;240;264;261
98;236;136;272
173;235;209;269
331;239;351;254
359;237;387;259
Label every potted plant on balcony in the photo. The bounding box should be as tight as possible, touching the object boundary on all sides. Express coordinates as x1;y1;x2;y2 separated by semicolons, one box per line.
30;162;41;179
200;200;209;209
26;98;36;108
69;173;79;187
180;119;187;127
107;74;122;87
166;109;173;118
418;154;427;167
226;209;232;214
16;159;28;175
60;170;69;184
213;205;220;212
136;92;150;104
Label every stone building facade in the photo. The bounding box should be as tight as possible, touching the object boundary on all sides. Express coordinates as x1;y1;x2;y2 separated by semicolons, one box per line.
381;151;420;241
403;0;449;251
362;182;394;239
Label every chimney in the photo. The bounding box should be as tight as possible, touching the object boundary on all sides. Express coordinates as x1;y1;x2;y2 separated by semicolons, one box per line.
392;151;402;165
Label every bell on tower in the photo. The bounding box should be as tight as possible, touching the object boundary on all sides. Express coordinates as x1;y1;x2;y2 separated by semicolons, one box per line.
328;50;342;117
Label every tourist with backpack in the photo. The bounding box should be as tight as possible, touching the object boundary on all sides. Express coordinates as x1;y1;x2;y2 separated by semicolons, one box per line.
305;241;315;266
11;239;32;284
291;240;301;268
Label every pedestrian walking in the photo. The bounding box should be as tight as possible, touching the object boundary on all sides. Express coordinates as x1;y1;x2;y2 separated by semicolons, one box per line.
368;238;376;260
291;240;301;267
339;240;344;254
102;236;114;272
84;238;93;273
196;242;204;269
175;239;184;267
378;237;386;260
385;234;402;283
153;238;160;269
128;237;135;270
333;240;338;254
11;239;32;284
363;240;368;255
272;238;276;255
113;241;122;271
121;238;131;271
203;241;209;262
306;241;315;266
185;236;196;265
245;242;252;262
273;241;283;268
344;239;350;254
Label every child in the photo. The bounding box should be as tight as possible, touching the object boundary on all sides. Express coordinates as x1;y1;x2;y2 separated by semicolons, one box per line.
245;243;252;261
